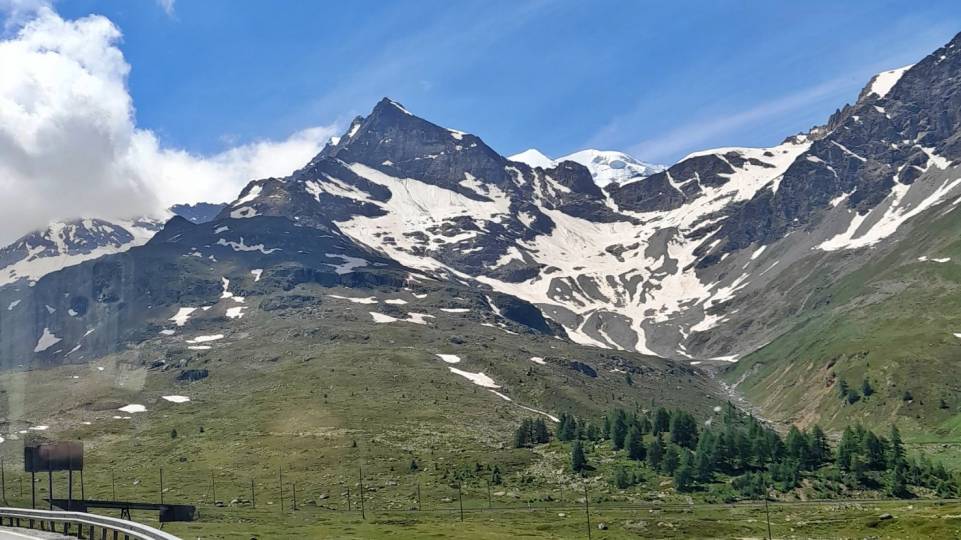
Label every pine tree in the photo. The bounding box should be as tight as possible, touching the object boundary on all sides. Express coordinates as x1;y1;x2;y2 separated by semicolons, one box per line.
611;409;629;450
653;407;671;434
694;431;716;481
613;466;631;489
861;377;875;397
809;425;831;468
532;418;551;444
514;419;532;448
647;434;665;470
836;426;856;471
669;411;699;449
625;426;645;461
886;462;909;497
558;413;577;441
638;414;652;435
785;426;809;466
673;451;695;492
571;440;588;474
888;425;905;469
863;430;886;470
662;444;681;474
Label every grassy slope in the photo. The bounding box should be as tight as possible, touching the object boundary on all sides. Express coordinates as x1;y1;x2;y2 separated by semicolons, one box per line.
724;198;961;441
0;280;724;538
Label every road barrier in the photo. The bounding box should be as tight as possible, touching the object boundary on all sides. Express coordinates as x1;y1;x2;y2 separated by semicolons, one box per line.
0;506;180;540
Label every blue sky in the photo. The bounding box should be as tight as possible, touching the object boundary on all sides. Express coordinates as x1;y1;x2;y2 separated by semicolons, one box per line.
45;0;961;164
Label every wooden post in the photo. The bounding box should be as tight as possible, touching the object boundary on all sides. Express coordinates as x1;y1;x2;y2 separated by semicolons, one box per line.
159;468;164;505
358;468;366;520
279;467;284;513
487;480;491;509
458;483;464;522
346;486;351;512
292;482;297;511
111;470;116;501
210;471;216;503
250;478;256;508
416;482;421;511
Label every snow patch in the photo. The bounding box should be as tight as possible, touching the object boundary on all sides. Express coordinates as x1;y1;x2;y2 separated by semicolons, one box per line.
33;328;61;353
370;312;398;323
186;334;224;344
118;404;146;414
328;294;378;304
448;367;500;388
170;307;197;327
868;65;913;98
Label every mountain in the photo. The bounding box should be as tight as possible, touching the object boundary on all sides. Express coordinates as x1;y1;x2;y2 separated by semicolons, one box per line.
4;31;961;446
558;149;666;186
200;31;961;434
170;202;227;224
508;148;556;169
0;204;228;288
0;218;162;287
508;148;665;186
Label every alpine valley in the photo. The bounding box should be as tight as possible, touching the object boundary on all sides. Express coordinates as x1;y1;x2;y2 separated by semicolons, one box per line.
3;27;961;540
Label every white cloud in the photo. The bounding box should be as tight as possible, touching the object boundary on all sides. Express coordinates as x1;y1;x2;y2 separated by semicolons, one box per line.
156;0;175;17
0;7;339;244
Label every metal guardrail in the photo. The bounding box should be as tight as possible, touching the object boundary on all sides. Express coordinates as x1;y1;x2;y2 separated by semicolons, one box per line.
0;507;181;540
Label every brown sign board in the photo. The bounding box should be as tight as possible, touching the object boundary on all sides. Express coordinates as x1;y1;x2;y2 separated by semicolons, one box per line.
24;441;83;472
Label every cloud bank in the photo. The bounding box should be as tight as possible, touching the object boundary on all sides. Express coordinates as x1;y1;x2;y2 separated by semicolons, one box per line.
0;7;339;244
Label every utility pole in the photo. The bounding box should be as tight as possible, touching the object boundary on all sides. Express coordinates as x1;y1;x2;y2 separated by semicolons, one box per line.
584;485;592;540
764;488;773;540
159;468;164;505
346;487;351;512
1;456;7;504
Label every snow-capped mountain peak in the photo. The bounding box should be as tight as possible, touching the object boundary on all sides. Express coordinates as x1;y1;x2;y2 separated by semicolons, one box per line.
508;148;556;169
557;149;666;187
865;64;914;99
509;148;664;187
0;218;163;287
